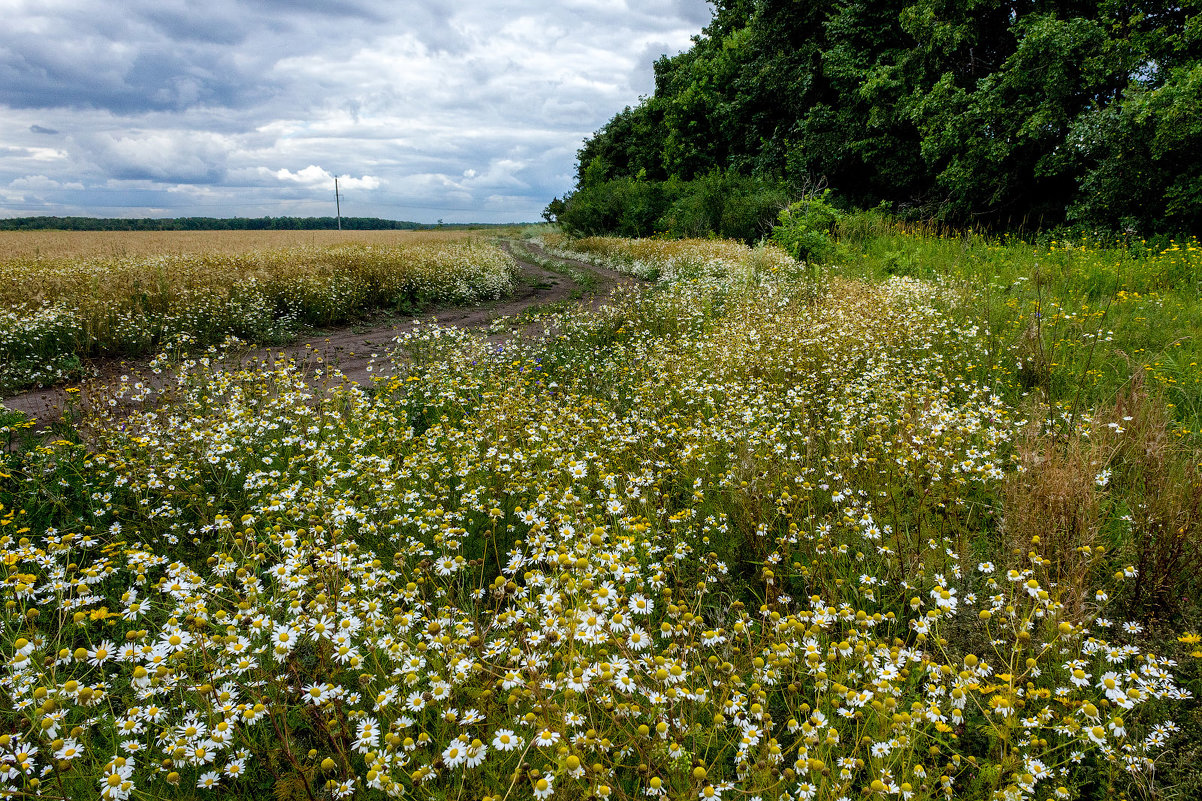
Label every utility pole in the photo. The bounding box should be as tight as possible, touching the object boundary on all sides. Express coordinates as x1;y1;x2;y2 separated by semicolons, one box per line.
335;176;342;231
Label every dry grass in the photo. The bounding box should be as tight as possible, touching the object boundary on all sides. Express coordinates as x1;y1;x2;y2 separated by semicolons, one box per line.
1107;378;1202;621
1005;416;1109;619
0;228;482;260
1005;376;1202;623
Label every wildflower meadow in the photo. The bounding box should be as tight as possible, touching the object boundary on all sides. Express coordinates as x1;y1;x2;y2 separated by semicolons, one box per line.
0;230;1199;801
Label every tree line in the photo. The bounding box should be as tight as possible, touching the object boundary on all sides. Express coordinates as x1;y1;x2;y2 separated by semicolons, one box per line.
550;0;1201;237
0;216;427;232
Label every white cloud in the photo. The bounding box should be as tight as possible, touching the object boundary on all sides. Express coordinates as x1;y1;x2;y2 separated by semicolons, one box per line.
26;147;69;162
267;165;381;191
9;175;85;191
0;0;711;221
73;130;234;183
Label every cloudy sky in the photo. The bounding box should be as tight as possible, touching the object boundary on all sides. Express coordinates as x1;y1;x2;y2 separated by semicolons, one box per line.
0;0;711;223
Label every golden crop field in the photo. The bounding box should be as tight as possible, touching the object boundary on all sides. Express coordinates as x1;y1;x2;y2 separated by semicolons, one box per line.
0;232;515;393
0;228;486;260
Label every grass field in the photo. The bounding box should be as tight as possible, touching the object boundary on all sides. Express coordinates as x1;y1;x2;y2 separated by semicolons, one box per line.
825;218;1202;437
0;228;1199;801
550;222;1202;426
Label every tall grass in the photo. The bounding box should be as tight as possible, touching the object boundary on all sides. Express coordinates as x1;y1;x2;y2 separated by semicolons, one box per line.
831;212;1202;436
3;245;1192;800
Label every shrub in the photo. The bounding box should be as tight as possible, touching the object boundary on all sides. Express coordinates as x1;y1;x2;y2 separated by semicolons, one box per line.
658;172;789;244
555;178;680;238
771;190;842;262
554;174;788;244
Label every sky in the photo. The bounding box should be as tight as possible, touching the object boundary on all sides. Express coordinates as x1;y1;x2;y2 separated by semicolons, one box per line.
0;0;711;223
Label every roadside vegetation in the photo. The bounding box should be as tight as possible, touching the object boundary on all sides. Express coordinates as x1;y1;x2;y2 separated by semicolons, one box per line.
802;208;1202;436
506;241;600;296
1;225;1198;800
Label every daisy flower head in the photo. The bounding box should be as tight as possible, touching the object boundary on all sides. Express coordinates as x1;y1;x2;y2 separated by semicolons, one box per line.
533;773;554;800
535;728;560;747
464;739;488;768
493;729;521;751
442;736;469;769
355;717;380;753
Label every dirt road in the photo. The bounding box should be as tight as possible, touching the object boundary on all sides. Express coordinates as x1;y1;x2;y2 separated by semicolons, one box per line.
1;241;632;430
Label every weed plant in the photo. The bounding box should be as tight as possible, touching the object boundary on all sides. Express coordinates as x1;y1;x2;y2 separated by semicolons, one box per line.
506;242;599;294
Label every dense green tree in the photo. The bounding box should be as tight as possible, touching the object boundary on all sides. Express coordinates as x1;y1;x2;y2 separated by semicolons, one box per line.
559;0;1202;234
553;172;787;242
575;102;670;184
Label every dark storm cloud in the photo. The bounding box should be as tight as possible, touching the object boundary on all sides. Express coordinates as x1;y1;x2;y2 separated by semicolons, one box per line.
0;0;712;221
0;18;275;113
139;6;248;46
249;0;387;22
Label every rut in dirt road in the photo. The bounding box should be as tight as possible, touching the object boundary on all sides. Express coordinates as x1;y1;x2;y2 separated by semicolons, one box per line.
1;241;636;431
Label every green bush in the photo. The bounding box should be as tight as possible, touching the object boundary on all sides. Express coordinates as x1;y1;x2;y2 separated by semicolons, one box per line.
553;177;680;238
658;172;789;243
836;204;896;247
770;190;842;262
550;173;788;244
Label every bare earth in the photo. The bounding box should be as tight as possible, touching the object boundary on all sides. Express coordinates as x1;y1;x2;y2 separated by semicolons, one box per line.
1;241;632;430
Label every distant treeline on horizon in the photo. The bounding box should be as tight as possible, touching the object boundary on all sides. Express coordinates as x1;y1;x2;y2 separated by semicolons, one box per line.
0;216;521;232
